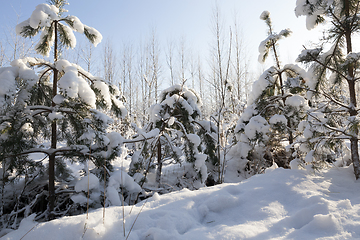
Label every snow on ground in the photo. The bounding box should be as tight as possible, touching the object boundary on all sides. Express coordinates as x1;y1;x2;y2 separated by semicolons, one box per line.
3;166;360;240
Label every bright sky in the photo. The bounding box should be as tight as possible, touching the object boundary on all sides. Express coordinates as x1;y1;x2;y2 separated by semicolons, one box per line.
0;0;324;75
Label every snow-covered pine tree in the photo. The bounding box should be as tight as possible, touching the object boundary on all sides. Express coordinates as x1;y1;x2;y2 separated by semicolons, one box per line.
196;119;220;185
130;84;207;191
230;11;308;175
0;0;127;225
294;0;360;177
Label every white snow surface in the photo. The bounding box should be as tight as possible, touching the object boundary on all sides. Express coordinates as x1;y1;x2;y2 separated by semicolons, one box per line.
3;166;360;239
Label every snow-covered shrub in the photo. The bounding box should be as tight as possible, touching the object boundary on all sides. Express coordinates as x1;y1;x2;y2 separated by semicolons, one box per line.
129;84;207;191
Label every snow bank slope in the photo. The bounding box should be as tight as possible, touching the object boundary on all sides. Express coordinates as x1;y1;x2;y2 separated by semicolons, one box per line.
3;166;360;239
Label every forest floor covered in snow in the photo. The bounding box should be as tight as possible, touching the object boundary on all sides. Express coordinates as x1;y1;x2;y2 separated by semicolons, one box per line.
2;165;360;240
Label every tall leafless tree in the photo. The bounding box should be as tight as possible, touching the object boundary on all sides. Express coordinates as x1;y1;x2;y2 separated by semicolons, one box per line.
102;38;118;84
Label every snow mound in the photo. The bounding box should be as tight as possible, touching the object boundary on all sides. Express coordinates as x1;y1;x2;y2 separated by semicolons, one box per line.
3;166;360;239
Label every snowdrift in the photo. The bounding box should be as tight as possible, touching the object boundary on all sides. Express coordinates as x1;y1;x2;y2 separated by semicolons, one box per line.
3;166;360;239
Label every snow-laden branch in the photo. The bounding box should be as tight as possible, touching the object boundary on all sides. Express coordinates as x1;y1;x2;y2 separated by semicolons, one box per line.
307;112;354;138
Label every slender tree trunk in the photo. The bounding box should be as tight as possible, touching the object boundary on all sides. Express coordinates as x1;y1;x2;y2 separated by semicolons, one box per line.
217;117;221;183
48;20;58;217
155;139;162;187
344;0;360;179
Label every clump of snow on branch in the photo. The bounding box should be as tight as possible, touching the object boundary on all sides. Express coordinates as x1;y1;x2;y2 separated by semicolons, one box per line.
111;96;127;118
260;10;270;20
48;112;64;120
20;123;34;134
150;84;202;124
295;0;334;30
187;133;201;148
244;115;269;140
187;133;208;182
168;116;175;126
15;2;103;57
54;59;125;112
71;173;100;205
107;170;142;206
11;59;38;81
53;94;65;105
66;15;84;33
258;29;292;63
283;64;308;81
343;52;360;66
0;68;18;108
285;95;307;108
235;105;257;130
258;11;292;63
93;80;111;108
79;130;96;143
305;150;315;163
269;114;287;125
59;23;76;49
106;132;125;149
74;173;100;192
296;46;337;97
91;109;113;127
248;67;275;105
84;25;103;47
194;153;208;182
296;48;322;63
29;4;59;29
57;64;96;108
0;59;38;108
